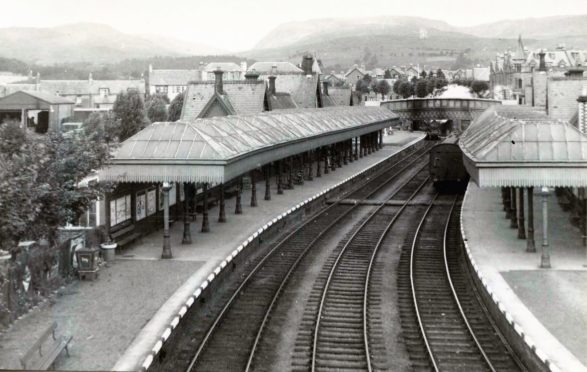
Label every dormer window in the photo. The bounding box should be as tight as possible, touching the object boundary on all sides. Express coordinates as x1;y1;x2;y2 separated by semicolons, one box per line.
99;88;109;97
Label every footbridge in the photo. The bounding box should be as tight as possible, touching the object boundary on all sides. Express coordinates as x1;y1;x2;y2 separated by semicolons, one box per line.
381;98;501;133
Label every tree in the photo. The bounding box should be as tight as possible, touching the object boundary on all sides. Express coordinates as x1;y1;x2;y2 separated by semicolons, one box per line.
436;68;446;80
420;70;427;79
470;80;490;97
113;90;148;142
84;111;120;144
436;78;448;90
0;126;112;254
383;69;392;79
426;78;437;95
399;81;414;98
355;76;371;95
376;79;391;99
416;80;429;98
168;92;185;122
393;79;403;96
146;94;168;122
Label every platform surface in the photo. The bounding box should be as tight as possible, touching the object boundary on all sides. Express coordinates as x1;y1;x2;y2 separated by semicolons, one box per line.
462;182;587;372
0;130;425;371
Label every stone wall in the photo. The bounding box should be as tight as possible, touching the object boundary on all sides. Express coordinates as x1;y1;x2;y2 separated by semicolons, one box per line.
548;77;587;121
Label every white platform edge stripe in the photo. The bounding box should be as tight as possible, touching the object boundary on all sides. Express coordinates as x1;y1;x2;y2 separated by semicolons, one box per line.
460;181;554;369
138;133;424;370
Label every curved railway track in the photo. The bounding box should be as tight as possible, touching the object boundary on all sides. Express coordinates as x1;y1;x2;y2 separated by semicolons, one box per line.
181;143;435;372
398;194;524;372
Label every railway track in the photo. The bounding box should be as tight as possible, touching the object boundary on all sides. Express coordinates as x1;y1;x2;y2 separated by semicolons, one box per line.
398;194;524;372
178;143;436;372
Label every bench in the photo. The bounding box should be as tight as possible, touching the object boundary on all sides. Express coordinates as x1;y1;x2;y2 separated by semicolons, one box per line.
20;322;72;370
110;224;140;249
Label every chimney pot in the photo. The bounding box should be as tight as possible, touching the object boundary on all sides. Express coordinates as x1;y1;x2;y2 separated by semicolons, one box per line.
322;81;329;96
213;69;224;94
538;50;547;72
268;76;276;95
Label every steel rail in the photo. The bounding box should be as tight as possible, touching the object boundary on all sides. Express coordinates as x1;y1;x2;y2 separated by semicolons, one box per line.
443;198;497;372
185;142;434;372
310;172;430;372
409;193;441;372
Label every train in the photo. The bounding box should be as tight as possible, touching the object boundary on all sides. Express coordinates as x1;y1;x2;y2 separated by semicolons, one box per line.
429;135;469;190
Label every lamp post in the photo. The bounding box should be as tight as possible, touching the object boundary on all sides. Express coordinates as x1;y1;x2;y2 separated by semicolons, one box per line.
161;182;173;259
540;186;551;268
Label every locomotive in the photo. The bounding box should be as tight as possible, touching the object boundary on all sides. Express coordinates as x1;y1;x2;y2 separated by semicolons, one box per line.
429;135;469;191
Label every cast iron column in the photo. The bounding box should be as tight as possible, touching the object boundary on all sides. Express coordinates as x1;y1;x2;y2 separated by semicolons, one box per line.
316;148;322;177
251;171;258;207
288;157;294;189
510;187;518;228
307;152;314;181
277;160;284;194
331;146;337;171
527;187;536;252
182;183;192;244
218;183;226;223
161;182;172;259
540;187;551;268
324;148;329;174
201;183;210;232
235;178;243;214
517;188;526;239
504;187;511;219
264;165;271;201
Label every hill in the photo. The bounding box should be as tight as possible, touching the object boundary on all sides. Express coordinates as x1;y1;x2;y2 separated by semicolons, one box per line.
0;23;225;65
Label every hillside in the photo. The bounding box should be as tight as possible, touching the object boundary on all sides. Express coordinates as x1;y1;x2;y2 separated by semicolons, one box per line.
245;14;587;71
0;23;225;65
461;14;587;40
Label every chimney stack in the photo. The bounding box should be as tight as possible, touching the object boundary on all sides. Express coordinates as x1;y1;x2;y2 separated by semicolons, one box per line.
148;64;153;74
89;72;93;84
578;88;587;134
240;61;247;75
302;54;313;75
213;69;224;94
268;76;276;95
35;72;40;89
538;50;547;72
28;70;33;82
245;69;260;82
322;81;329;96
271;64;277;76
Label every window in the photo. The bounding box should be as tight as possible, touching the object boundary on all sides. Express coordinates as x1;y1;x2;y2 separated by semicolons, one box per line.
110;195;132;226
99;88;110;97
156;85;168;94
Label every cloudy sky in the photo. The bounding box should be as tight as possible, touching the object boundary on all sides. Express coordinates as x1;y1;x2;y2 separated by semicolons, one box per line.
0;0;583;51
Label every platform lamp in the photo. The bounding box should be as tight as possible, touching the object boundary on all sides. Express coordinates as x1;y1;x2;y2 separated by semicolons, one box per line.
161;181;173;259
539;186;551;269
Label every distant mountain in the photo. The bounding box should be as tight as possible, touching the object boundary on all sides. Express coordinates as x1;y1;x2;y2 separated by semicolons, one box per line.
0;23;226;65
244;14;587;71
461;15;587;40
253;16;458;50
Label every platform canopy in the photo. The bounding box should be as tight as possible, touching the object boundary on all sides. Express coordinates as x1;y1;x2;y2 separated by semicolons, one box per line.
99;106;397;184
460;105;587;187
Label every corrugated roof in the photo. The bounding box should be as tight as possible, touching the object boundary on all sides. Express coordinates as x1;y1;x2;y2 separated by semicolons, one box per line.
460;105;587;187
149;70;201;86
100;107;398;183
0;90;75;105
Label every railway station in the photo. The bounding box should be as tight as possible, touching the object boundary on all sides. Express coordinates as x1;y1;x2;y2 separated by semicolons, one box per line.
0;99;586;372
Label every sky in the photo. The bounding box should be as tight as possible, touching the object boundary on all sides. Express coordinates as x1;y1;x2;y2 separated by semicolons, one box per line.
0;0;584;52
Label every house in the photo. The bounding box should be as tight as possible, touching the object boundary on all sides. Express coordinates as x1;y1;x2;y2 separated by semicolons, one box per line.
322;72;346;87
147;65;202;101
203;62;245;81
0;90;74;133
1;73;145;110
181;69;266;120
248;61;303;76
387;67;405;79
265;76;298;111
344;65;366;84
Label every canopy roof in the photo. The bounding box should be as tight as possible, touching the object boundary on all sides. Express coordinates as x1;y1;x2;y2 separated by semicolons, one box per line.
99;106;397;184
460;105;587;187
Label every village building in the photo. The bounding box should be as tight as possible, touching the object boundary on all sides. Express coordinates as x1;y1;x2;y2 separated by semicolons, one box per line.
203;62;246;81
0;90;74;133
146;65;202;101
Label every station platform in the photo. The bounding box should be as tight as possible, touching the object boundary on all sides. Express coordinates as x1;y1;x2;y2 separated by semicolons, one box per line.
0;130;425;371
462;182;587;372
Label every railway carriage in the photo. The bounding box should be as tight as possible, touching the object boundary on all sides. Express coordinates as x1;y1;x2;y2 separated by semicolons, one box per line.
429;135;468;190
